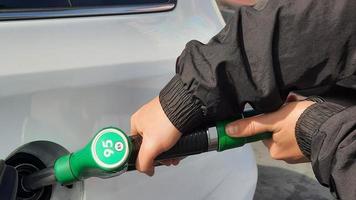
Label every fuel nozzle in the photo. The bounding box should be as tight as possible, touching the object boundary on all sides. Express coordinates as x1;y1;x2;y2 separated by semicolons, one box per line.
54;127;131;184
22;109;272;192
23;127;132;190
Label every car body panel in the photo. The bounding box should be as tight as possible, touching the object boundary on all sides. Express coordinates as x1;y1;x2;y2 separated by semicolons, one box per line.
0;0;257;199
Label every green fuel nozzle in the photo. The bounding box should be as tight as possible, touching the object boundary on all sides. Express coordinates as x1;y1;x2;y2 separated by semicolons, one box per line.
54;127;132;185
23;110;272;191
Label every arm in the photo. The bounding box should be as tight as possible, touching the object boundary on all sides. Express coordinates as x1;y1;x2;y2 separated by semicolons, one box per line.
131;0;356;175
296;103;356;200
160;0;356;134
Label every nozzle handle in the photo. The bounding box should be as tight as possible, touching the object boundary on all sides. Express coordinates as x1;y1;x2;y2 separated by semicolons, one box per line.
127;129;209;171
126;110;273;170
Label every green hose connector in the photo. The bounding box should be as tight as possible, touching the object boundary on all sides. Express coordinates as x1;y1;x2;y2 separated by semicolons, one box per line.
54;127;131;185
216;115;272;152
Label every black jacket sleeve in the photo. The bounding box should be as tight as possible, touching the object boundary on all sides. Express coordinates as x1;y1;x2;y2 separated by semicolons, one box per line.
159;0;356;134
296;103;356;200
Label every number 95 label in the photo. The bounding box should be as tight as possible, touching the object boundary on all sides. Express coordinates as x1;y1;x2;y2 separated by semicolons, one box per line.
92;128;130;169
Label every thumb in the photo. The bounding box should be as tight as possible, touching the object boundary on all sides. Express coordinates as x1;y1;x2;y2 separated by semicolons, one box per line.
226;114;275;137
136;138;162;176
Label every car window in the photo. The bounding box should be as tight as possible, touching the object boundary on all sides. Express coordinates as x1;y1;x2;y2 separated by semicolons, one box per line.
0;0;176;20
0;0;70;10
0;0;170;10
71;0;169;7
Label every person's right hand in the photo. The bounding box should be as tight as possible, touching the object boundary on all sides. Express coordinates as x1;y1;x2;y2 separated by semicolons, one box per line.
130;96;182;176
225;100;314;164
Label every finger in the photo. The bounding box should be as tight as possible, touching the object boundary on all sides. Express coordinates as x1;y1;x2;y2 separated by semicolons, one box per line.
136;139;161;176
172;159;180;166
262;138;273;149
159;159;174;166
130;115;139;135
226;114;275;137
158;158;181;166
286;93;306;102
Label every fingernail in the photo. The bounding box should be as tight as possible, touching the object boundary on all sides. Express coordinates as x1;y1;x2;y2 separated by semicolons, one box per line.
147;168;154;177
226;124;238;136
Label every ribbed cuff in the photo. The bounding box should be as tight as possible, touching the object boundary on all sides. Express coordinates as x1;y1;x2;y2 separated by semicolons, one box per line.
306;96;325;103
295;102;345;159
159;75;205;134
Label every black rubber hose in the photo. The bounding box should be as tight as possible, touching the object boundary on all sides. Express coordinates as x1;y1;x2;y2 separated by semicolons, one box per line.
22;167;56;192
127;129;209;171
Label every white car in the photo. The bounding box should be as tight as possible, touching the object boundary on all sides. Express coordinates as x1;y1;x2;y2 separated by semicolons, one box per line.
0;0;257;199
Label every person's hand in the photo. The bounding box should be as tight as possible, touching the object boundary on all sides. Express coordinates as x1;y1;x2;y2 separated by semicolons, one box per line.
225;100;315;163
131;96;181;176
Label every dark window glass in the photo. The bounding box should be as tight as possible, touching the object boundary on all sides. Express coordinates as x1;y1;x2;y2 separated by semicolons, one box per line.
71;0;169;7
0;0;69;10
0;0;170;10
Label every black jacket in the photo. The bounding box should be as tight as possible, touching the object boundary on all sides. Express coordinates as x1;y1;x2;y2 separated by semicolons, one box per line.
296;101;355;200
159;0;355;199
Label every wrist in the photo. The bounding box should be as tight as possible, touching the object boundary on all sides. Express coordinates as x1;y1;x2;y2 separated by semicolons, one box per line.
159;75;205;134
295;102;345;159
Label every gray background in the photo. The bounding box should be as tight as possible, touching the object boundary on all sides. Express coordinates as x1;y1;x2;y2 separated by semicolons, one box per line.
252;142;333;200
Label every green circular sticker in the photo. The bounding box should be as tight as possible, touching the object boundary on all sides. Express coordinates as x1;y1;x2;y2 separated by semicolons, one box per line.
91;128;129;169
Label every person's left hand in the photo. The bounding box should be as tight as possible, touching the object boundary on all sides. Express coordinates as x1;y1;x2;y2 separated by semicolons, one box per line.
225;100;315;164
130;97;182;176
